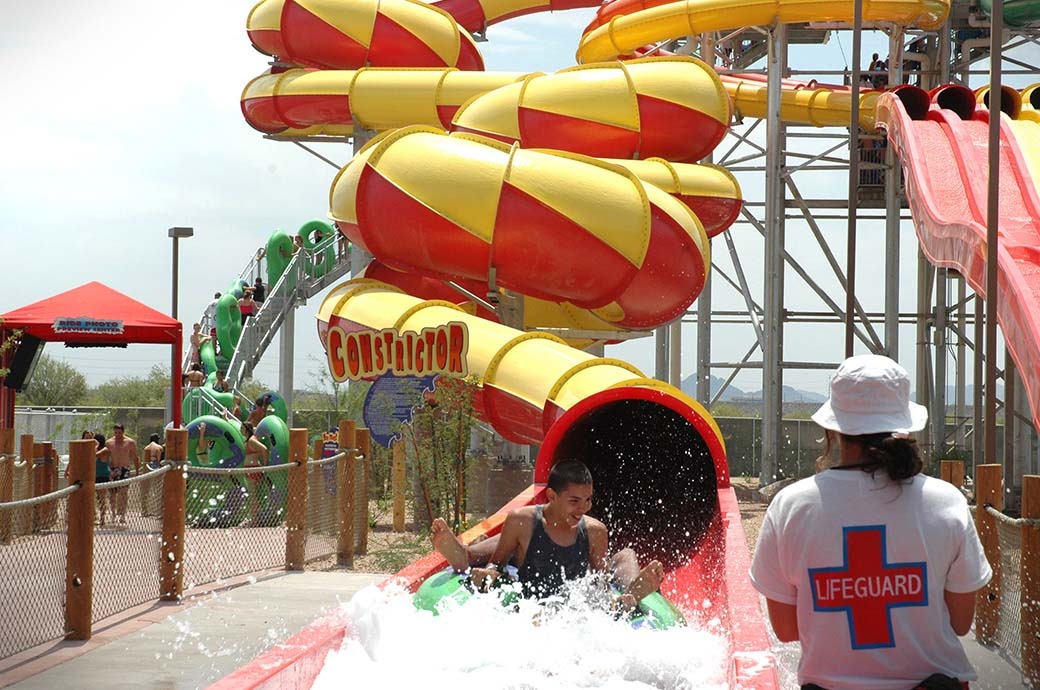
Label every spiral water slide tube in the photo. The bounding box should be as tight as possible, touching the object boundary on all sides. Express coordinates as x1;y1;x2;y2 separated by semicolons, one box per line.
877;83;1040;431
977;0;1040;27
216;0;958;687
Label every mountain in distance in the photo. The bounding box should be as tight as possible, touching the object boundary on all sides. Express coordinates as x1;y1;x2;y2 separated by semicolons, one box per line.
679;374;827;403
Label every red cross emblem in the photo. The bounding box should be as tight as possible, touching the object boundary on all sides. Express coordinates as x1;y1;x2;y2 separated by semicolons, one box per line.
809;525;928;649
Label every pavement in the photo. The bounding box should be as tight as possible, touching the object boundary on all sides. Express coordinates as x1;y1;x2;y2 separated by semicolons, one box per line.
0;570;386;690
0;569;1026;690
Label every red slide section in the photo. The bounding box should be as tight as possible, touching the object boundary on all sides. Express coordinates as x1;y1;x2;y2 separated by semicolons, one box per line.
879;86;1040;431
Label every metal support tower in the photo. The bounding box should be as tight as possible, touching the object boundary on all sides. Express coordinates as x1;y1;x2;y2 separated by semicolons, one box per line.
683;6;1040;483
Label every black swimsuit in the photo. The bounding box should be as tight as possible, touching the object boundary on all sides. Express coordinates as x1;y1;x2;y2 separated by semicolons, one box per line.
517;505;590;599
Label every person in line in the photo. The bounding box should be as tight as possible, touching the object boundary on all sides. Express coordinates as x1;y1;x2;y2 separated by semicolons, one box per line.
186;363;206;387
431;459;664;610
213;370;230;393
143;433;164;467
246;393;275;427
195;421;212;465
252;277;265;306
92;433;110;527
203;292;221;337
189;322;210;366
749;354;992;690
221;395;244;422
238;288;256;324
104;424;140;525
240;421;269;526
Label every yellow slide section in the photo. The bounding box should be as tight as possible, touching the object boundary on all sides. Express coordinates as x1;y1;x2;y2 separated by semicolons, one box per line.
577;0;950;63
317;278;723;448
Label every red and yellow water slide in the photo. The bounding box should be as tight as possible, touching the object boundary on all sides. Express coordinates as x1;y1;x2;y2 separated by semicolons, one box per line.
877;83;1040;430
216;0;1040;687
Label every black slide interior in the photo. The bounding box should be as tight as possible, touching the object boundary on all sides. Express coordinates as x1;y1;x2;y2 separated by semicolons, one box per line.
550;399;718;568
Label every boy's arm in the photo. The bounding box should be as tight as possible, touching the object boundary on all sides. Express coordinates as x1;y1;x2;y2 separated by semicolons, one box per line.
486;512;524;568
587;520;609;571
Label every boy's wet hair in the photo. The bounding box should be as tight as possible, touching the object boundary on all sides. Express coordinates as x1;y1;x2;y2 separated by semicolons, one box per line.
547;458;593;493
150;433;160;443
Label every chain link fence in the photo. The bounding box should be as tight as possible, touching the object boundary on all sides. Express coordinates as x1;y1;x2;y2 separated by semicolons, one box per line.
182;463;291;590
305;456;339;563
985;505;1035;668
0;427;375;661
91;468;169;623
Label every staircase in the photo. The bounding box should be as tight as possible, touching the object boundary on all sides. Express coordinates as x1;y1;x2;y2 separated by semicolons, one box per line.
222;239;352;387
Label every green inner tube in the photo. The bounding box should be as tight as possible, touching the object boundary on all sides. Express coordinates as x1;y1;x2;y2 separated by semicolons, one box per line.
266;229;295;291
255;414;290;463
413;568;686;629
186;415;245;467
199;339;218;376
298;219;336;278
252;391;288;423
215;293;242;357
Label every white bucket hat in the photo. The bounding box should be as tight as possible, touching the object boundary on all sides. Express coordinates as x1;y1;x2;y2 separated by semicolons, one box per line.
811;354;928;436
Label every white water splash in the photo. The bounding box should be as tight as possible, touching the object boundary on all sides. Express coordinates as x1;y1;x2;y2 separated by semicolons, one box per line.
313;576;729;690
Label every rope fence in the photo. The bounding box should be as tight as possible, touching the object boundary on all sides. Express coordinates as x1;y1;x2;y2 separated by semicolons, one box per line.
0;421;375;661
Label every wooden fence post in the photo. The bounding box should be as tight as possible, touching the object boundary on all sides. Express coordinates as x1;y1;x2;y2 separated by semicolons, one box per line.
1022;475;1040;687
337;421;356;566
160;429;187;601
65;439;96;640
392;441;406;533
974;464;1003;646
0;428;13;544
356;428;371;555
286;428;308;571
940;460;964;488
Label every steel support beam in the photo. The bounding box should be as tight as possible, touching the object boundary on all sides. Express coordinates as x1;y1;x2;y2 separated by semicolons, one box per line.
760;24;786;484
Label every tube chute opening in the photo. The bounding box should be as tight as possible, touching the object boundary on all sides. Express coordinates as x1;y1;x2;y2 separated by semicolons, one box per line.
549;399;718;568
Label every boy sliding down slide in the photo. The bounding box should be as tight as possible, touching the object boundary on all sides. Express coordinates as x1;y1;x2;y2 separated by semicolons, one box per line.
431;459;664;611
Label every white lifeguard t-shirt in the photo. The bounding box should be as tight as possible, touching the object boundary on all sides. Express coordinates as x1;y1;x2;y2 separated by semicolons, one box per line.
750;470;992;690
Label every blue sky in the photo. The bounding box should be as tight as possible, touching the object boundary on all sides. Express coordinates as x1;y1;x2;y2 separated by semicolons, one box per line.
0;1;1027;400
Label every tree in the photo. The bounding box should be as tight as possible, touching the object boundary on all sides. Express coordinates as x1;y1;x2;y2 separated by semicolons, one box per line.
401;376;483;532
296;355;369;430
87;364;169;407
20;354;88;407
0;319;21;379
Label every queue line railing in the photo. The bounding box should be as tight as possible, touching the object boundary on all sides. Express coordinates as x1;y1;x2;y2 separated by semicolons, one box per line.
0;421;371;661
942;461;1039;687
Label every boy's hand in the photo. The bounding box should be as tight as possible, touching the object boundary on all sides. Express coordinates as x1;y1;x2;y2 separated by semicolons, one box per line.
471;566;501;592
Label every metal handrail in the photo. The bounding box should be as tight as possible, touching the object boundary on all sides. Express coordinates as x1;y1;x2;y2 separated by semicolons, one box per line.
225;239;350;385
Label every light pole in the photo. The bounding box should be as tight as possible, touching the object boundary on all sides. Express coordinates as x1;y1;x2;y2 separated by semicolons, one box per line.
168;227;194;320
168;227;193;426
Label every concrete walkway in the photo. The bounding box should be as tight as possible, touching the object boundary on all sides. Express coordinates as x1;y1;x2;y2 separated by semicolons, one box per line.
0;571;386;690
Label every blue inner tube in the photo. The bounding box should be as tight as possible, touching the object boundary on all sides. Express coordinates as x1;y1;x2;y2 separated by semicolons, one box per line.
413;567;686;630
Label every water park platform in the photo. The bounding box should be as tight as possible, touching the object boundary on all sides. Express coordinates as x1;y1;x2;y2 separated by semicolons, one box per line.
0;568;1023;690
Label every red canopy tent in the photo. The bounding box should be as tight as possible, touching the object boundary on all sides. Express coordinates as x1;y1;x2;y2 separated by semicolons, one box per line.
0;281;183;428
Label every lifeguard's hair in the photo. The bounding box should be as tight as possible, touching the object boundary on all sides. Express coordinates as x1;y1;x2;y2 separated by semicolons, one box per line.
547;459;593;493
